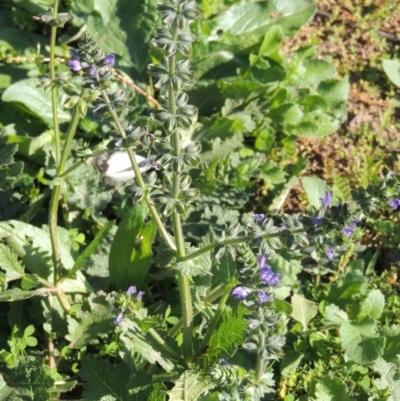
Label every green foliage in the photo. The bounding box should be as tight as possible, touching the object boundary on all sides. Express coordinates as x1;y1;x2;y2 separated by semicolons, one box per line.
0;0;398;400
109;204;157;289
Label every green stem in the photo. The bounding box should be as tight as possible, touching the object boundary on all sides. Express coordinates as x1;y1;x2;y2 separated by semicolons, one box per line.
49;93;85;288
255;316;266;383
100;90;176;252
182;229;307;262
194;283;234;358
50;0;61;166
168;22;193;362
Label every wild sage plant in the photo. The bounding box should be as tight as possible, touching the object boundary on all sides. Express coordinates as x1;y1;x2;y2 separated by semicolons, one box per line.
0;1;399;400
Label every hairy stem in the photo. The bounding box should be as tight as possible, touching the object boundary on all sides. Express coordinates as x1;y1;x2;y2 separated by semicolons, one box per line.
50;0;61;166
168;23;193;362
194;283;234;358
100;90;177;252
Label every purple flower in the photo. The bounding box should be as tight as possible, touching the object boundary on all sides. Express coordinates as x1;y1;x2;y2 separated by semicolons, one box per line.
221;358;230;366
70;49;80;61
326;248;335;261
103;54;115;66
67;59;82;73
260;267;281;287
386;171;395;179
137;291;145;300
258;290;273;304
321;191;331;208
312;217;324;226
126;286;136;296
258;254;268;269
253;213;265;222
232;286;248;301
114;312;123;325
89;64;97;77
388;198;400;210
342;226;355;238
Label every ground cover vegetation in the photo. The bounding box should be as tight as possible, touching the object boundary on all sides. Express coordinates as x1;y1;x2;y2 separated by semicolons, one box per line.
0;0;399;400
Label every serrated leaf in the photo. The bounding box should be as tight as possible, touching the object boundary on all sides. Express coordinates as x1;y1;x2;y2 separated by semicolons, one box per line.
167;371;216;401
290;294;318;330
21;274;39;290
0;243;24;281
80;355;132;401
66;294;114;349
119;333;174;372
359;289;385;320
208;305;247;359
372;357;400;400
5;360;54;401
340;320;385;364
0;221;93;292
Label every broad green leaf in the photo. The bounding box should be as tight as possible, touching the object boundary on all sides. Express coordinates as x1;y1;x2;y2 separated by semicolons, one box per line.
126;371;154;401
327;272;367;309
324;304;348;325
0;28;48;53
290;293;318;331
0;220;92;292
109;203;157;290
340;320;385;364
373;357;400;400
314;377;354;401
194;51;235;79
0;243;24;281
317;76;349;109
69;220;114;277
80;356;132;401
208;305;247;359
5;360;54;401
7;132;53;165
0;288;46;302
382;59;400;88
267;103;303;126
280;350;304;376
82;0;157;75
2;79;70;124
301;176;331;208
21;274;39;290
66;294;114;349
382;334;400;364
301;59;336;86
119;332;174;372
359;289;385;319
0;374;21;400
209;0;316;51
167;371;216;401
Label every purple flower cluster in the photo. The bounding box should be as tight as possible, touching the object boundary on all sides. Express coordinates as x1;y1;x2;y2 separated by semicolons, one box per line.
113;286;145;325
388;198;400;210
321;191;331;208
253;213;265;222
67;49;115;76
231;254;280;303
342;218;361;238
259;255;281;287
325;248;335;261
312;216;324;226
